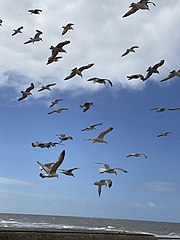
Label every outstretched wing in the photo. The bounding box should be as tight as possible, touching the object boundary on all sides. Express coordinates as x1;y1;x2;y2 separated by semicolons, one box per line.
121;49;129;57
153;59;165;69
37;161;50;174
160;72;175;82
34;30;43;38
50;150;65;174
115;168;128;173
46;83;56;88
56;40;71;49
78;63;94;72
97;127;113;139
106;179;112;188
122;6;139;18
25;83;34;92
64;71;76;80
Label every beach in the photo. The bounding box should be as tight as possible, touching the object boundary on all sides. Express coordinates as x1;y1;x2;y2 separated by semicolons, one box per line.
0;228;157;240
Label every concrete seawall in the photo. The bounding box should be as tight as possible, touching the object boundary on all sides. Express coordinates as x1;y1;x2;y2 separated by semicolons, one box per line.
0;229;157;240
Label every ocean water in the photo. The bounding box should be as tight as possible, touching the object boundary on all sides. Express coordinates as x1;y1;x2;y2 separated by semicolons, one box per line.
0;213;180;239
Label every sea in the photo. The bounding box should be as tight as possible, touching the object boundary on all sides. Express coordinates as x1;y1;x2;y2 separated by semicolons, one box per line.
0;213;180;240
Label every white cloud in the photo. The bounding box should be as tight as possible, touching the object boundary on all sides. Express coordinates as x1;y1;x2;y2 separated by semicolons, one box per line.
143;181;175;192
0;177;32;186
0;0;179;95
134;202;162;209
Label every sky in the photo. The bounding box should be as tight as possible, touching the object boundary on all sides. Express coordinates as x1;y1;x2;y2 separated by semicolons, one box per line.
0;0;180;223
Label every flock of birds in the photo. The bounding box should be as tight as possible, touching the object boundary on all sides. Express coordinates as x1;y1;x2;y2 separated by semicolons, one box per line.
1;0;180;197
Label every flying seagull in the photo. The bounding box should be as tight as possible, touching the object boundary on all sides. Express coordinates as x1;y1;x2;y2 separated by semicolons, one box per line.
144;59;165;81
122;0;156;18
50;40;71;57
60;168;79;177
80;102;94;112
49;99;63;107
126;153;147;158
121;46;139;57
87;77;113;87
28;9;42;15
84;127;113;144
150;107;167;113
95;163;128;175
48;108;69;115
37;150;65;178
94;179;112;197
160;70;180;82
157;132;172;137
0;19;3;26
64;63;94;80
57;134;73;143
62;23;74;35
37;83;56;92
18;83;34;101
127;74;145;81
24;30;43;44
46;55;62;65
81;123;102;131
12;26;23;36
32;141;61;148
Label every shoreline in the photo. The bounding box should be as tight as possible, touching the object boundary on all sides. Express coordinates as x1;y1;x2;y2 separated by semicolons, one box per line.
0;228;157;239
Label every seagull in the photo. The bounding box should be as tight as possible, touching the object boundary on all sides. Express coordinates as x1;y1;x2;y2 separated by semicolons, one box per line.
126;153;147;158
144;59;165;80
58;134;73;143
0;19;3;26
160;70;180;82
84;127;113;144
64;63;94;80
50;40;71;56
32;141;60;148
46;55;62;65
157;132;172;137
80;102;94;112
49;99;63;107
121;46;139;57
12;26;23;36
127;74;145;81
48;108;69;115
24;30;43;44
37;150;65;178
122;0;156;18
62;23;74;35
28;9;42;15
150;107;167;113
87;77;113;87
81;123;102;131
60;168;79;177
95;163;128;175
37;83;56;92
94;179;112;197
18;83;34;101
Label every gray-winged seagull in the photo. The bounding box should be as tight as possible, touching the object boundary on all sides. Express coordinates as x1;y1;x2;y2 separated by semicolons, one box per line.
81;123;102;131
84;127;113;144
62;23;74;35
126;153;147;158
144;59;165;80
12;26;23;36
87;77;113;87
121;46;139;57
37;83;56;92
80;102;94;112
95;163;127;175
64;63;94;80
94;179;112;197
24;30;43;44
18;83;34;101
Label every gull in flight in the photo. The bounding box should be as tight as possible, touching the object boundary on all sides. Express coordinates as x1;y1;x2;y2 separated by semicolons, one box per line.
37;150;65;178
94;179;112;197
32;141;61;148
126;153;147;158
28;9;42;15
122;0;156;18
157;132;172;137
50;40;71;56
48;108;69;115
81;123;102;131
49;99;63;107
95;163;128;175
37;83;56;92
144;59;165;81
0;19;3;26
87;77;113;87
160;70;180;82
24;30;43;44
121;46;139;57
84;127;113;144
46;55;62;65
62;23;74;35
60;168;79;177
57;134;73;143
64;63;94;80
12;26;23;36
80;102;94;112
18;83;34;101
150;107;167;113
127;74;145;81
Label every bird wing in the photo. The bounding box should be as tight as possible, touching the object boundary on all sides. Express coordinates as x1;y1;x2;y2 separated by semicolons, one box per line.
24;39;33;44
160;72;175;82
37;161;50;174
168;108;180;111
121;49;129;57
97;127;113;139
131;46;139;50
48;109;57;114
122;6;139;18
98;185;102;196
34;30;43;38
56;40;71;48
18;93;26;101
103;164;111;170
78;63;94;72
64;70;76;80
106;179;112;188
115;168;128;173
106;79;113;87
46;83;56;88
67;167;79;173
141;153;147;158
153;59;165;69
90;123;102;128
25;83;34;92
50;150;65;174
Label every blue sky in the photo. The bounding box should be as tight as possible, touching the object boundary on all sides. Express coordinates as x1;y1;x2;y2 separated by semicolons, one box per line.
0;0;180;223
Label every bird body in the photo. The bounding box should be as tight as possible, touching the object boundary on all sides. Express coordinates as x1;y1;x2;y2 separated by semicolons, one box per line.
37;150;65;178
150;107;167;113
84;127;113;144
80;102;94;112
94;179;112;196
